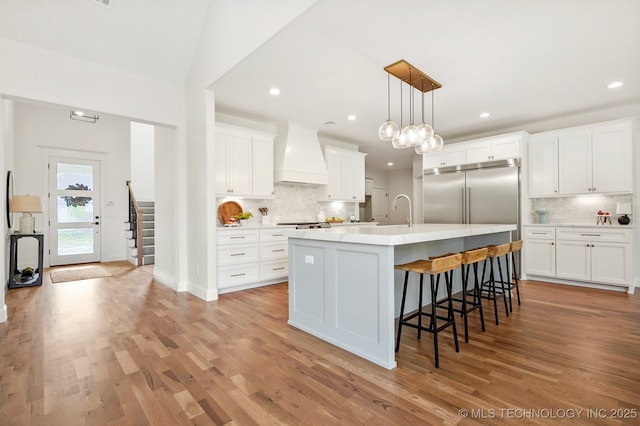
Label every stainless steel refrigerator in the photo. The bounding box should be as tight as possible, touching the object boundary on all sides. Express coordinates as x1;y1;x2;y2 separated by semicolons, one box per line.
423;159;520;238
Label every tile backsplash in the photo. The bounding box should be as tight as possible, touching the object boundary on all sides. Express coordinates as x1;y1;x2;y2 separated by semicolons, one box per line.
530;194;633;224
216;182;360;225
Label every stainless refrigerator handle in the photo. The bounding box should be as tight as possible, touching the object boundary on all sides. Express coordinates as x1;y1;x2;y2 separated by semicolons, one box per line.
459;186;464;224
467;187;471;224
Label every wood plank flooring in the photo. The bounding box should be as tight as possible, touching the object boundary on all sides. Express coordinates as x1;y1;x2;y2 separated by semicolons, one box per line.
1;261;639;425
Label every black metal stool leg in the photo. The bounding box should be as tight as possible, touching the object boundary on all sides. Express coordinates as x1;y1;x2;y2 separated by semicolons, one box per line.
446;269;459;353
431;274;439;369
473;262;486;332
461;263;470;343
395;271;409;352
512;251;521;305
496;255;509;317
489;257;499;325
417;273;424;340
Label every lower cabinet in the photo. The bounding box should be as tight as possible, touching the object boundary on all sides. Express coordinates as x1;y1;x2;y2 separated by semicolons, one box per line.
216;227;290;293
524;225;633;293
524;229;556;277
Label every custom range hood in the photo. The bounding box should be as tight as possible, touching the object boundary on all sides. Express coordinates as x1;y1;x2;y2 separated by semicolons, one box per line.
274;122;328;185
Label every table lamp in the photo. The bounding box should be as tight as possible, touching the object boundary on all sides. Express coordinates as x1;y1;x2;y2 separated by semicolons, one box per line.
9;195;43;234
616;202;631;225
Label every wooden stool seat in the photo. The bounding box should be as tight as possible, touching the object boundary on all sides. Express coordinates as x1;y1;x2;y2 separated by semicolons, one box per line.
487;243;510;258
394;253;461;368
461;247;488;265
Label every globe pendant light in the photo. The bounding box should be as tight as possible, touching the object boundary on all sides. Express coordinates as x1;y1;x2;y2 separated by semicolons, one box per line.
417;78;434;144
378;73;400;141
416;82;443;154
399;68;422;147
392;78;411;148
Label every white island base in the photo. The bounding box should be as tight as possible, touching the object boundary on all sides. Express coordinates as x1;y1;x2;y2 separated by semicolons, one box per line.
285;223;516;370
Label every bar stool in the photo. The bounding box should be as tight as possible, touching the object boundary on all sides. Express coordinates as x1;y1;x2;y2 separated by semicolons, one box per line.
439;247;488;343
480;243;511;325
507;240;523;311
395;253;461;368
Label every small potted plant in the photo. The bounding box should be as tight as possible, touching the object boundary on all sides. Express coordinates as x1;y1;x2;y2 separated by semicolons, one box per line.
233;211;253;226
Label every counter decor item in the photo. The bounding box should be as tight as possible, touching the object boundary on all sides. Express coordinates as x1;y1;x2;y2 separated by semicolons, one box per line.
217;201;242;224
259;207;271;225
233;211;253;226
596;210;612;225
535;209;547;224
326;217;344;223
616;202;631;225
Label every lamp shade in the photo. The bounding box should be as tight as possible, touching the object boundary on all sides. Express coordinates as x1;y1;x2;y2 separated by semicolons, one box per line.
10;195;43;213
616;202;631;215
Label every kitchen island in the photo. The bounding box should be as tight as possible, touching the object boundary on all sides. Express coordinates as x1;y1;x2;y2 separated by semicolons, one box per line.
283;223;516;369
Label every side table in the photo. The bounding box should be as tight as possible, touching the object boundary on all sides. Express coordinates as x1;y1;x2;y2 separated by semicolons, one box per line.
8;233;44;289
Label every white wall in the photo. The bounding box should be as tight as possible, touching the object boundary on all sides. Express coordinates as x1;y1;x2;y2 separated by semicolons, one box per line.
0;99;16;322
387;169;414;225
130;122;155;201
153;125;180;290
185;0;319;300
13;101;131;265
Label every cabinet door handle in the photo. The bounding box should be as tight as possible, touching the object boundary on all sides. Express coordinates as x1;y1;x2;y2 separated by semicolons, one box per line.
230;236;246;239
532;232;547;235
230;273;245;277
272;249;285;252
230;253;246;256
273;267;285;271
271;233;284;237
581;234;601;237
551;242;554;245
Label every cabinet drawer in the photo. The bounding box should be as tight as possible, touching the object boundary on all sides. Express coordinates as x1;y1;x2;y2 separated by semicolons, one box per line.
260;229;288;242
260;241;288;260
217;229;259;245
260;259;289;281
556;227;631;243
217;243;259;265
217;263;259;289
524;226;556;239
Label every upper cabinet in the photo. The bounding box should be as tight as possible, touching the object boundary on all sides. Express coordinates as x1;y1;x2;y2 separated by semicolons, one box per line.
465;134;522;163
557;120;633;195
423;143;466;169
322;146;367;202
528;134;559;197
215;124;275;198
528;119;634;197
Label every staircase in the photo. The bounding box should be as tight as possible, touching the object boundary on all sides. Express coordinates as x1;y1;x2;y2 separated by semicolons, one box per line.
125;181;155;266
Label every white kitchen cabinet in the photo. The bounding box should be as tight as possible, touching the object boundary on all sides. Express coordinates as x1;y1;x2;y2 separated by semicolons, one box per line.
422;143;466;169
557;121;632;195
528;134;558;197
524;226;556;277
465;134;521;163
323;146;367;202
252;136;274;197
215;124;275;198
556;227;631;287
216;227;291;294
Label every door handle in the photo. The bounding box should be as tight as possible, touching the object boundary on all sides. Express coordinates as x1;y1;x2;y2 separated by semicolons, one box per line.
459;186;464;224
94;222;100;225
467;187;471;224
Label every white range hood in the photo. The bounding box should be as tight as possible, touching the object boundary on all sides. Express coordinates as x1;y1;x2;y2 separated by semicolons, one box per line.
274;122;328;185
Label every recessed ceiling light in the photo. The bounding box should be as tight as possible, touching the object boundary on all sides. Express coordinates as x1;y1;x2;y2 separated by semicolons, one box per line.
480;112;490;118
268;88;280;95
74;111;85;116
607;81;623;89
347;115;357;121
387;162;393;166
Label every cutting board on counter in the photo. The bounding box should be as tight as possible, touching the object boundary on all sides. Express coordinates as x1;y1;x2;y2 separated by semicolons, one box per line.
217;201;242;224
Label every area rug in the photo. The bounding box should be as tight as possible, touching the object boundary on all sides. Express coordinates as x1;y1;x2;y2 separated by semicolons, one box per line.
50;266;113;283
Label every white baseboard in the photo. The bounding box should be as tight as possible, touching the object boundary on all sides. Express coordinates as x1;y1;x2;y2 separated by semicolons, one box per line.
153;270;177;290
188;281;218;302
0;304;7;323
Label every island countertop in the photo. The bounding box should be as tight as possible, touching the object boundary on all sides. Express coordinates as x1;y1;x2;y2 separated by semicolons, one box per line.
283;223;516;246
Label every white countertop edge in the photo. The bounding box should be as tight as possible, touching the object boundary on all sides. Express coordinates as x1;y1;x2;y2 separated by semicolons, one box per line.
524;223;635;229
283;223;516;246
216;222;379;230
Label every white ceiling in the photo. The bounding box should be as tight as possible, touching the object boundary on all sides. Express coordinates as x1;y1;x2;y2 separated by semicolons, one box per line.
213;0;640;169
1;0;639;170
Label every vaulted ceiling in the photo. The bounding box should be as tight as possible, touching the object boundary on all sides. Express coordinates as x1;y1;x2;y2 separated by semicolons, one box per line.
2;0;639;170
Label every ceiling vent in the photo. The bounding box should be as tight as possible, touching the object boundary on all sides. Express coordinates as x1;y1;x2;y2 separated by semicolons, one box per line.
88;0;111;7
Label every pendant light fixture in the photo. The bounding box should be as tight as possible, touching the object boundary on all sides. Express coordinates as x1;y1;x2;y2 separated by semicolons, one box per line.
378;73;400;141
379;60;444;154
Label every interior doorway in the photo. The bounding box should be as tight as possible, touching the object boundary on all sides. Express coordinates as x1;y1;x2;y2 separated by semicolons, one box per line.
48;157;101;266
371;186;388;225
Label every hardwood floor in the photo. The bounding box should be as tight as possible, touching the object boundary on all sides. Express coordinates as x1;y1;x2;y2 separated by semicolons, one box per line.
1;261;639;425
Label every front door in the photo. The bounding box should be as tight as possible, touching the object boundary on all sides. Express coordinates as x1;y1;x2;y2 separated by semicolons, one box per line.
49;157;101;265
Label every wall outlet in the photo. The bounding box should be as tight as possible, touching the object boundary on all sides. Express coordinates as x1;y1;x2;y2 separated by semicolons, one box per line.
304;255;314;265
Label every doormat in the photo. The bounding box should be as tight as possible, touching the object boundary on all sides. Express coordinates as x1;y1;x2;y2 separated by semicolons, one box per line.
50;266;112;283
